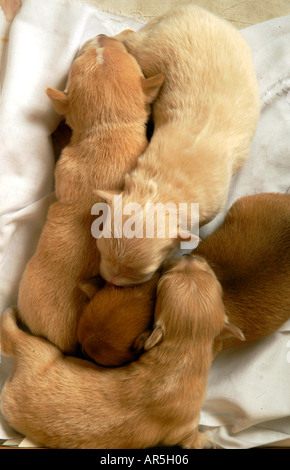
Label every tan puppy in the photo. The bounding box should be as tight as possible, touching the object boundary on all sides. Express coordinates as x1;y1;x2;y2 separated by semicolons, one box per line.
77;274;159;366
193;193;290;353
0;256;239;449
94;3;260;286
16;35;163;353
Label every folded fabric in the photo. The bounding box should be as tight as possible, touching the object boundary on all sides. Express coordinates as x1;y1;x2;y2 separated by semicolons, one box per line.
0;0;289;448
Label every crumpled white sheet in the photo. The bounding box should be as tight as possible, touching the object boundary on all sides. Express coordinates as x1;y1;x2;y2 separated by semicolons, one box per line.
0;0;289;449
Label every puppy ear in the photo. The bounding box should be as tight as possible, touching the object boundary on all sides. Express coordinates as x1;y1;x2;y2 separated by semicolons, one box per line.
143;323;164;351
219;319;245;342
93;189;119;205
46;87;69;115
141;73;164;104
114;29;135;40
79;276;105;299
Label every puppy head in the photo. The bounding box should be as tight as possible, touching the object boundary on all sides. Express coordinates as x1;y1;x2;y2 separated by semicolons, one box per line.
46;34;164;132
149;255;244;347
97;232;174;287
77;274;159;366
94;190;199;286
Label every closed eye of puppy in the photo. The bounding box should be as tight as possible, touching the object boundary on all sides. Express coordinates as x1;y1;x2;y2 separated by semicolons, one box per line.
77;274;159;366
16;34;163;354
0;257;240;449
95;3;260;286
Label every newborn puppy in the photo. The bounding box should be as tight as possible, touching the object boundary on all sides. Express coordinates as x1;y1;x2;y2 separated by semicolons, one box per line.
94;3;260;286
16;35;163;353
0;256;239;449
77;274;159;366
193;193;290;353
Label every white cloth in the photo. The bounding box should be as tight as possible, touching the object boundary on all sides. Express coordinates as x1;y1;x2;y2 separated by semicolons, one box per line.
199;15;290;449
0;0;289;448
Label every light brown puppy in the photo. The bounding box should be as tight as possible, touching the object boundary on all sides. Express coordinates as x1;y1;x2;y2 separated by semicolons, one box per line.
77;274;159;366
0;256;239;449
95;3;260;286
16;35;163;353
194;192;290;353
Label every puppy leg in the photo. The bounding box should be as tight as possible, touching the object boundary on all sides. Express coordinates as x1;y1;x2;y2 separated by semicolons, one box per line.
0;307;35;431
114;29;135;41
0;307;60;363
132;330;152;353
0;307;24;357
0;307;62;438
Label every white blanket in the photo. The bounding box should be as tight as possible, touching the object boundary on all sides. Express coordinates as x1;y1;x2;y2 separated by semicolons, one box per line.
0;0;289;449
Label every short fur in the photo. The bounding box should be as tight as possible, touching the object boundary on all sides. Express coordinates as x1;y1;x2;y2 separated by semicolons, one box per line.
77;274;159;366
16;35;163;353
82;193;290;363
95;3;260;286
194;193;290;353
1;256;235;448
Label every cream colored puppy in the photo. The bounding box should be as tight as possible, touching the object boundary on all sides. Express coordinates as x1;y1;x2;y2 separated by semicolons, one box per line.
0;256;240;449
95;3;260;286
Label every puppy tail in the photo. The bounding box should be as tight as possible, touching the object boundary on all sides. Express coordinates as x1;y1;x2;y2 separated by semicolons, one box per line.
0;307;27;357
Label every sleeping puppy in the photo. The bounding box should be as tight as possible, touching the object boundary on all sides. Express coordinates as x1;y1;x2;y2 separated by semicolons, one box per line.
94;3;260;286
16;34;163;353
77;274;159;366
193;192;290;354
0;256;240;449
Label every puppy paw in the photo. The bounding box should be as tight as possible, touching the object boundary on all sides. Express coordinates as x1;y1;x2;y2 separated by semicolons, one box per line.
196;432;216;449
132;330;152;353
0;307;18;331
180;431;216;449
